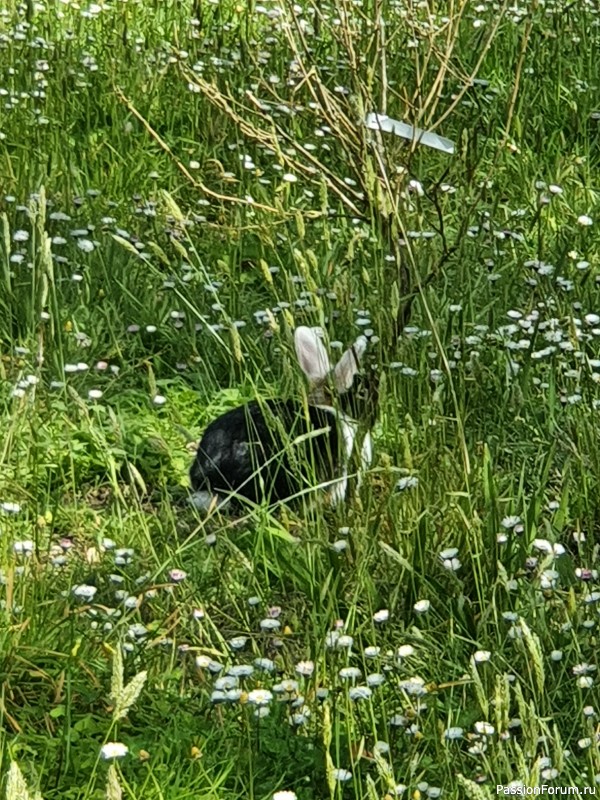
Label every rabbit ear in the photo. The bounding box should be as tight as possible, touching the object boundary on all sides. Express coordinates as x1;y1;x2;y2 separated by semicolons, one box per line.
294;326;331;382
333;336;368;392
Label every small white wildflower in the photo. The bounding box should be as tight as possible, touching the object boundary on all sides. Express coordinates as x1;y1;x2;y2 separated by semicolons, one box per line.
442;557;461;572
101;742;128;759
153;394;167;406
214;676;239;691
273;792;297;800
474;721;495;736
13;540;34;556
273;679;299;696
398;676;427;697
331;539;348;553
348;685;372;701
1;502;21;514
247;689;273;706
578;215;593;226
472;650;491;664
439;547;458;560
260;618;281;631
414;599;430;613
408;179;424;196
396;476;419;491
72;584;97;601
373;741;390;755
540;569;559;589
254;657;276;672
115;547;134;565
578;676;594;689
295;660;315;677
373;609;389;623
332;768;352;782
289;709;310;726
196;655;212;669
339;666;361;680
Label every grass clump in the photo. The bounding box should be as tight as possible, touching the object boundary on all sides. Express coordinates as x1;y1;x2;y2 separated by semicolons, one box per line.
1;0;600;798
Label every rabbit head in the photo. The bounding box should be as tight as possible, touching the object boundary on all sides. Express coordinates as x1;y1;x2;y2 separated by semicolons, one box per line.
294;325;378;505
293;326;377;420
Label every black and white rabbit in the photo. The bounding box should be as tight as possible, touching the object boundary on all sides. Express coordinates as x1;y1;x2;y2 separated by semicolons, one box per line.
190;326;378;510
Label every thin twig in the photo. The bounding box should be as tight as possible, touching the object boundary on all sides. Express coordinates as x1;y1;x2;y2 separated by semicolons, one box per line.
113;86;281;214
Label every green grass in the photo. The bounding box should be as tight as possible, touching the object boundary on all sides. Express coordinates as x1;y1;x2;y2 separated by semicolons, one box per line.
1;0;600;798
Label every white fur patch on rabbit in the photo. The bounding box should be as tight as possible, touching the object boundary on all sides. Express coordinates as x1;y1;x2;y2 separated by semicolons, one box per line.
316;406;358;507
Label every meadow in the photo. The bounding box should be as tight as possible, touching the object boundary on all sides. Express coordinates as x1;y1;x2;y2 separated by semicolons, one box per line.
1;0;600;797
